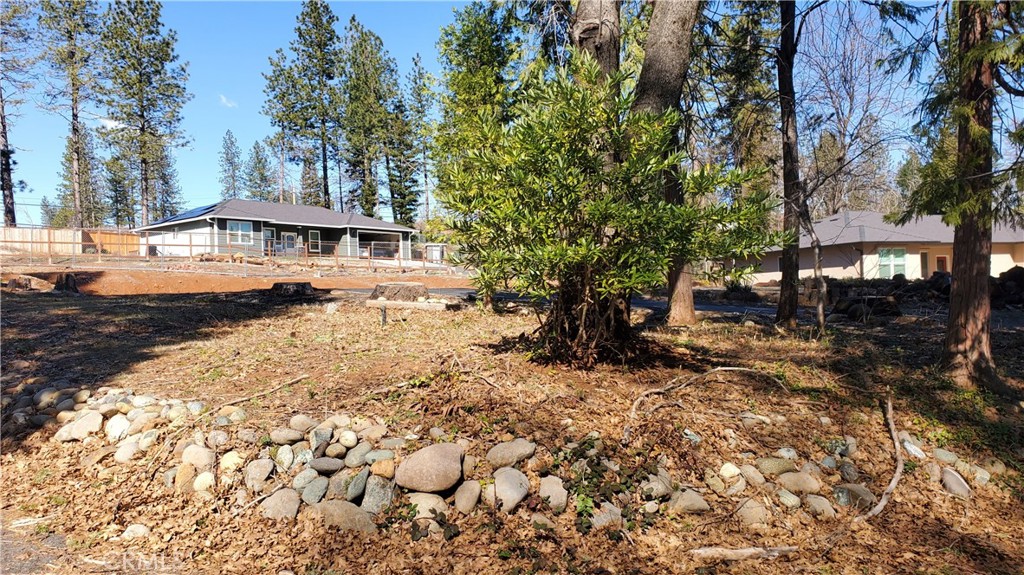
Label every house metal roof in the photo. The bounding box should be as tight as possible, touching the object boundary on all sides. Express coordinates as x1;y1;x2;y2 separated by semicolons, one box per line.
794;210;1023;249
138;199;415;233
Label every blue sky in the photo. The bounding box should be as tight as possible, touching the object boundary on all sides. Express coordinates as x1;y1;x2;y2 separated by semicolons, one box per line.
10;1;462;225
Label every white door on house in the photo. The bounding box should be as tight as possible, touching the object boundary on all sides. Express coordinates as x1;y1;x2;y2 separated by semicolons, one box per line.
281;232;297;253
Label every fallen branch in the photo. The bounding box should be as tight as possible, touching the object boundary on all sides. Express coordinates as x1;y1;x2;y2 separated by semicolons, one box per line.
207;373;309;415
690;546;799;562
628;366;786;420
855;393;903;522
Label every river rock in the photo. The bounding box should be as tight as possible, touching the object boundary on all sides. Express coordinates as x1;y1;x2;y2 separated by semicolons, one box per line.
70;410;103;440
736;498;770;528
667;489;710;514
114;441;140;464
756;457;797;476
292;468;319;490
289;414;318;433
934;448;958;464
777;472;820;495
346;469;370;502
245;459;274;492
720;462;741;479
590;502;622;530
325;444;347;458
273;445;294;471
980;457;1006;476
336;429;359;448
839;461;859;482
302;477;329;505
941;467;971;499
640;470;674;500
193;471;216;492
409;492;448;520
492;467;529;513
270;428;303;445
121;524;150;540
219;451;245;473
261;488;301;520
739;464;766;486
775;447;799;460
312;500;377;533
833;483;877;508
310;428;333;457
361;475;393;514
182;445;216;472
395;443;464;492
105;414;130;443
344;442;372;468
486;438;536;468
804;494;836;519
539;476;568;513
309;457;345;475
776;489;801;509
359;425;388;444
454;481;481;514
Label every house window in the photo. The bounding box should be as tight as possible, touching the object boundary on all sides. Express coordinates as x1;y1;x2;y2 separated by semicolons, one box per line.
172;227;179;239
936;256;948;273
227;220;253;244
878;247;906;279
308;230;321;253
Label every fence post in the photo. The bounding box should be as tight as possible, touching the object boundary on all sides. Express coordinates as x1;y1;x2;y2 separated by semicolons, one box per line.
47;228;53;265
189;234;193;260
145;232;151;261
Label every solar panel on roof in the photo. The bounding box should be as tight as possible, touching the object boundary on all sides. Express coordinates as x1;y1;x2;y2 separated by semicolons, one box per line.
147;203;218;226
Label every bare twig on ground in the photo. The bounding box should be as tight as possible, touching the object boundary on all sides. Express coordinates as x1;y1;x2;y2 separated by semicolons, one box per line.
690;546;799;562
205;374;309;415
232;484;283;517
855;393;903;522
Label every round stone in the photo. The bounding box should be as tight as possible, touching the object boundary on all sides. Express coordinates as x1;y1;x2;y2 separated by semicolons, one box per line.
394;443;464;493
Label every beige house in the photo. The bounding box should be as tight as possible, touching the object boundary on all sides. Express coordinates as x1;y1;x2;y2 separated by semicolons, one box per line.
745;210;1024;284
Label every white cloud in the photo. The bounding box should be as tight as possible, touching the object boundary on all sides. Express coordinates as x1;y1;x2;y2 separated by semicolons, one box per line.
97;117;124;130
219;94;237;108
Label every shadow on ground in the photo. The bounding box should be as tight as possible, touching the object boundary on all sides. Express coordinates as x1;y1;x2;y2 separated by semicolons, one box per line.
0;276;326;451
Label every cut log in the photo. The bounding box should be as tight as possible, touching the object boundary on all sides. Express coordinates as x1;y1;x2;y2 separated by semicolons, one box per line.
270;282;314;296
369;282;429;302
54;273;79;293
6;276;33;290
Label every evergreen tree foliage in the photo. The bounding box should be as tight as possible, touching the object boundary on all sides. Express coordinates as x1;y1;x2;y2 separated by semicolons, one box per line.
40;196;58;226
99;0;190;226
38;0;103;227
244;141;276;202
1;0;38;227
55;127;106;227
441;56;782;365
104;153;136;228
406;54;434;219
339;16;398;217
299;149;324;206
385;93;419;226
435;1;517;209
219;129;242;199
262;0;341;210
150;142;182;221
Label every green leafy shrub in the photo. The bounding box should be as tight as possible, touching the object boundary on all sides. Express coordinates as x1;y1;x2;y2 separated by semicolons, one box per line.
440;54;781;365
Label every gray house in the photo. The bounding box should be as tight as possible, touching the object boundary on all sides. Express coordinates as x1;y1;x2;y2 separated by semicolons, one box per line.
744;210;1024;283
135;199;415;259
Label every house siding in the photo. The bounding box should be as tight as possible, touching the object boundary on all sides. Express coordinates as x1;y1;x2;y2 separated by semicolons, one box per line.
137;219;213;257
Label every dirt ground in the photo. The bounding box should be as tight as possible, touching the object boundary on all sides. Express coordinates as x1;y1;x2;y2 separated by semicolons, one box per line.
1;265;473;296
1;274;1022;575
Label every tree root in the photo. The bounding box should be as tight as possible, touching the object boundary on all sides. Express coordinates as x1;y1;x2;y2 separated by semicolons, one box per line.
855;393;903;522
690;545;799;562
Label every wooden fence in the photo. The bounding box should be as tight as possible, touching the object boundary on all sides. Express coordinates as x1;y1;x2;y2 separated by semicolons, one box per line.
0;226;138;256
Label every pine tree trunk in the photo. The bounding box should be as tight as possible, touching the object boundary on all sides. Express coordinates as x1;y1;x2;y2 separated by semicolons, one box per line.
631;0;702;327
0;79;14;227
320;125;331;210
140;153;150;227
775;0;801;329
337;157;345;213
945;2;1013;397
71;103;83;228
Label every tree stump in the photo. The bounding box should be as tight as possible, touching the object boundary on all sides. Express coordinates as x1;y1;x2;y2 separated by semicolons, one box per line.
369;282;429;302
6;276;33;290
54;273;79;293
270;282;314;296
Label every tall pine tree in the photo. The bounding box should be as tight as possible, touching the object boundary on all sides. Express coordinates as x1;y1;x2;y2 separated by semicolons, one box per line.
339;16;398;217
39;0;103;227
385;93;418;226
1;0;38;226
263;0;341;209
244;141;275;202
99;0;190;226
55;127;106;227
406;54;433;220
104;153;135;228
219;129;242;199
